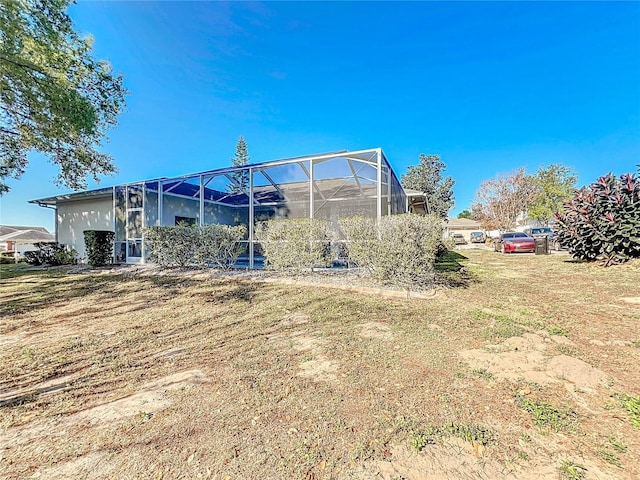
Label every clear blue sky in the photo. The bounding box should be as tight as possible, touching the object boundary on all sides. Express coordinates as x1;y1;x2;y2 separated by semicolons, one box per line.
2;1;639;231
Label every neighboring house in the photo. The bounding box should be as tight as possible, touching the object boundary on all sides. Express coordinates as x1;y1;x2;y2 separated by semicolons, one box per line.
0;226;54;259
443;217;483;243
31;148;409;266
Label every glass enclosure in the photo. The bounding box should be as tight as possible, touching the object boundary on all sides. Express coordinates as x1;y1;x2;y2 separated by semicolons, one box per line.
112;148;407;266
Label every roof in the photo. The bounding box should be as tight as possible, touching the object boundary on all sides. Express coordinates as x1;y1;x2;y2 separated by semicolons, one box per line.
445;217;482;228
29;187;113;206
0;227;54;243
0;225;50;236
30;147;396;207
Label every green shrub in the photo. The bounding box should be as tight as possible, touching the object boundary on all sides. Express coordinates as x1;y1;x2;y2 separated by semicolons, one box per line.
83;230;115;266
339;213;443;291
0;254;15;264
194;224;247;268
23;242;77;266
255;218;331;271
145;226;197;267
554;171;640;266
144;224;246;268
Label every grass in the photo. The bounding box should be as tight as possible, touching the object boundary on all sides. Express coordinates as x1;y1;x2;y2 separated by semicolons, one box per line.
409;422;495;452
515;396;578;432
558;459;587;480
1;250;640;478
621;393;640;428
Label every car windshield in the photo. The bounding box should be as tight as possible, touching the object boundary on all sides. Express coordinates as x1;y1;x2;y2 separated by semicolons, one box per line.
502;233;528;239
531;228;552;234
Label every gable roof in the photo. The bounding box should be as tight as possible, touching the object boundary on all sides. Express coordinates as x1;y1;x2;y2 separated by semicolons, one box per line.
0;227;54;243
0;225;51;236
445;217;481;228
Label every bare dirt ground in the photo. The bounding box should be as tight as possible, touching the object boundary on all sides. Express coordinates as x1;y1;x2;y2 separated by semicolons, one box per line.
1;249;639;479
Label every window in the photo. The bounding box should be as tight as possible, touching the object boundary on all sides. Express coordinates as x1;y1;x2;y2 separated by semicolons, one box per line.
175;216;196;227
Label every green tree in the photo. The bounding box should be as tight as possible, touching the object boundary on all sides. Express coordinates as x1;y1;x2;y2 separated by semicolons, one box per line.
528;164;577;225
457;209;472;219
401;154;455;219
0;0;127;194
228;135;250;193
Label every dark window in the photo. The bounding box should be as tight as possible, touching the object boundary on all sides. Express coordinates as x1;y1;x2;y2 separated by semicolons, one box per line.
175;216;197;226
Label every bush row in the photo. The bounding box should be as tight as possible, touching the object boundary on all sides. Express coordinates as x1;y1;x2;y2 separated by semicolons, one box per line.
255;214;443;291
23;242;77;266
144;224;247;268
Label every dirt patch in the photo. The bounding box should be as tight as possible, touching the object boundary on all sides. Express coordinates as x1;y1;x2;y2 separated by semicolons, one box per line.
460;333;609;393
358;322;393;341
358;441;558;480
619;297;640;304
298;356;339;382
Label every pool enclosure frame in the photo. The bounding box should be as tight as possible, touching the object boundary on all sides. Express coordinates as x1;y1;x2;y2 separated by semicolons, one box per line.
34;148;408;267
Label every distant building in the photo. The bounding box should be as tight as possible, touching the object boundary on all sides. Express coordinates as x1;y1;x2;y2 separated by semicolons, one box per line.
0;225;54;257
443;217;483;243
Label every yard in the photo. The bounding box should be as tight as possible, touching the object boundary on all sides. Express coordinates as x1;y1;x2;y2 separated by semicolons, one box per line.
1;250;639;479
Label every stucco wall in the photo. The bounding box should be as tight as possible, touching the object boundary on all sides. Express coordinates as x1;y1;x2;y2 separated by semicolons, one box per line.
57;196;113;261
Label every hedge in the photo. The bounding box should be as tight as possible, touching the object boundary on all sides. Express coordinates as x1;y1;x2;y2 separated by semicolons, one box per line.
255;218;331;271
144;224;247;268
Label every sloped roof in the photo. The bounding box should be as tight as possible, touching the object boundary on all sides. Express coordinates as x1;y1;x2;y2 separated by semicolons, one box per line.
445;217;481;228
0;225;50;236
0;228;54;243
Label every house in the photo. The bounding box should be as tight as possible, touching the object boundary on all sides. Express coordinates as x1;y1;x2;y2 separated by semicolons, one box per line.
0;225;54;257
31;148;410;266
442;217;483;243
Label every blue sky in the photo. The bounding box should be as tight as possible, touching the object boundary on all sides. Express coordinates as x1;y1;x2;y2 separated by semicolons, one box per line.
2;1;639;231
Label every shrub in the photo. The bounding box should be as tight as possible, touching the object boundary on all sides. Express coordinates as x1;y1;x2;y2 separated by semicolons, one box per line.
23;242;77;266
255;218;331;271
554;171;640;266
83;230;115;266
145;226;197;267
144;224;247;268
339;213;443;291
194;224;247;268
0;253;15;264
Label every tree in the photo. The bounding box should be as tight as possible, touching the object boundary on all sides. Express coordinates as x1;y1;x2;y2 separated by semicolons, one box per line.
228;136;250;193
528;164;577;225
0;0;127;194
457;209;472;219
401;154;455;219
472;168;537;231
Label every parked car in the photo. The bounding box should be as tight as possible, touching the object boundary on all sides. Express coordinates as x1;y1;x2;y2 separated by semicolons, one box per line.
494;232;536;253
523;227;562;250
469;231;486;243
451;233;467;245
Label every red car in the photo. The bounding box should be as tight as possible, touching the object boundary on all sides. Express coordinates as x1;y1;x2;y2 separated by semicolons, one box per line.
494;232;536;253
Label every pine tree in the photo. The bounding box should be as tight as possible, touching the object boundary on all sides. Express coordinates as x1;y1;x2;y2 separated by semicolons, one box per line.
229;136;250;193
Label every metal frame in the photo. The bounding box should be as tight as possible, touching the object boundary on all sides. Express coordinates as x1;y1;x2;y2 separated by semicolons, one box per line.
31;148;408;267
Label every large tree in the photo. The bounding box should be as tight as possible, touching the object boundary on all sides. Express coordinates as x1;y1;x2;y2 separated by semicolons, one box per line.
472;168;537;231
401;154;455;219
528;164;577;225
0;0;127;194
228;136;250;193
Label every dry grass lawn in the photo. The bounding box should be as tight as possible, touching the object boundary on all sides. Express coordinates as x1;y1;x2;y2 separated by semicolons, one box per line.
1;249;639;479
